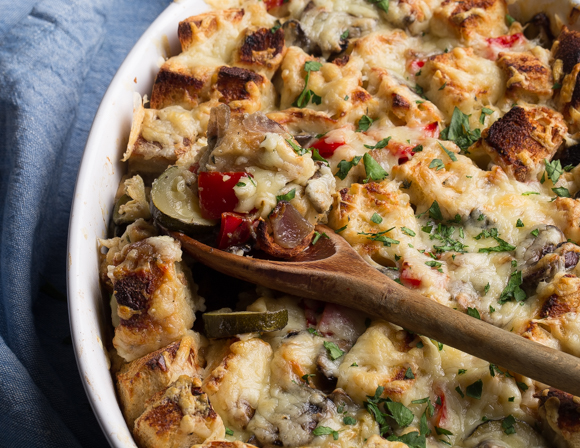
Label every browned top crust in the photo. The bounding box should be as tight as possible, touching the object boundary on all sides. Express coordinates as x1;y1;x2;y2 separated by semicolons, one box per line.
554;26;580;75
537;388;580;433
215;66;265;103
238;27;285;67
178;9;245;52
496;51;553;101
481;105;566;181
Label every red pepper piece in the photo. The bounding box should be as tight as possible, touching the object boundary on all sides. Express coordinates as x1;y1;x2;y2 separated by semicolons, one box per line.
198;172;247;220
217;212;252;250
310;138;344;158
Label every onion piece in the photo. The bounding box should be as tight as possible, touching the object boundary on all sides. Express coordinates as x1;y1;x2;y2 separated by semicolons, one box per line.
271;201;314;249
255;202;315;259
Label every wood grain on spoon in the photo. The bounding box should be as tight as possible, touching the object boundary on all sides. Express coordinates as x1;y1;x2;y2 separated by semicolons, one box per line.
171;225;580;397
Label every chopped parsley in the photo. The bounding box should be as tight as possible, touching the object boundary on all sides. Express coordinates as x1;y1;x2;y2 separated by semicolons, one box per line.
312;231;329;245
552;186;571;198
438;82;447;91
344;95;349;101
439;142;458;162
307;328;321;336
498;270;526;304
270;22;281;33
335;155;362;180
425;260;442;268
516;381;529;391
502;415;517;435
363;153;388;182
235;182;246;187
530;229;539;237
489;305;495;313
286;138;307;155
364;386;415;437
357;115;374;132
343;416;357;425
276;188;296;203
225;428;234;436
293;61;323;108
508;397;515;402
414;84;426;98
335;224;348;233
404;367;415;379
324;341;345;360
365;0;390;13
371;213;383;224
480;107;493;124
440;107;481;152
401;227;416;236
412;144;423;152
544;159;563;184
466;379;483;399
505;14;515;26
516;219;524;227
564;164;575;172
435;427;453;436
467;307;481;319
340;29;349;40
429;158;445;170
478;237;516;253
458;369;467;375
364;137;391;149
302;373;315;383
313;425;340;440
455;386;464;398
553;82;562;90
351;362;358;367
484;283;490;295
428;201;443;220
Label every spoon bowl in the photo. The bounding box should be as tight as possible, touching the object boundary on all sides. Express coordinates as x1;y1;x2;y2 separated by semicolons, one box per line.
171;225;580;396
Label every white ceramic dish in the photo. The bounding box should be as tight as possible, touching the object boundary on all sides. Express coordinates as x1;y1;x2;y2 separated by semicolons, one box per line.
67;1;208;446
67;1;580;447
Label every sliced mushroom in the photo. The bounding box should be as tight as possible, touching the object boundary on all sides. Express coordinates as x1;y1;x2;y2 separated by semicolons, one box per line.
516;225;566;266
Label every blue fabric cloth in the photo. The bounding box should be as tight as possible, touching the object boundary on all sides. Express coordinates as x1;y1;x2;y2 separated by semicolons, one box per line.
0;0;170;446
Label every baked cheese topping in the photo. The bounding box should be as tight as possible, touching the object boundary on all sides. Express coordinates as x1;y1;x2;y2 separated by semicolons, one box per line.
98;1;580;447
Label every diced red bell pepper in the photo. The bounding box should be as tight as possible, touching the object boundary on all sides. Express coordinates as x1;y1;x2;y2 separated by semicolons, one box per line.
198;172;247;220
423;122;439;138
389;142;414;165
264;0;285;10
409;59;425;75
434;390;448;426
486;33;523;48
217;212;252;250
310;138;344;158
400;267;422;288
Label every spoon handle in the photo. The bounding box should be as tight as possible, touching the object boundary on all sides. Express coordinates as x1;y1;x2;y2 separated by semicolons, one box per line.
173;230;580;396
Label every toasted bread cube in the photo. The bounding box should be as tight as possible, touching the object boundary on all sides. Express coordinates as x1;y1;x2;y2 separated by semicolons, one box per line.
537;388;580;448
431;0;508;42
203;338;272;432
418;47;504;119
116;336;204;427
178;9;246;53
553;26;580;132
232;26;285;79
109;236;203;362
473;105;566;182
366;68;443;128
212;66;275;114
134;376;224;448
497;48;553;103
124;97;202;179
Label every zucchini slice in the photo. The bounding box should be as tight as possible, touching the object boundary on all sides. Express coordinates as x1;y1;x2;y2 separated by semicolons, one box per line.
151;166;217;233
203;309;289;338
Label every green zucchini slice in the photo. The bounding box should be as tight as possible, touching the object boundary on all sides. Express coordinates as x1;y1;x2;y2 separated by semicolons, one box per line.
203;309;289;338
151;166;217;233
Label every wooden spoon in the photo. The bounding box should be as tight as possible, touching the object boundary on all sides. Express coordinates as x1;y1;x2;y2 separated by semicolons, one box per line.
171;225;580;396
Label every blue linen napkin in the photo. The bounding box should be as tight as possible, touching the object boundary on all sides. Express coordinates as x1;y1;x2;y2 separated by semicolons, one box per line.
0;0;170;446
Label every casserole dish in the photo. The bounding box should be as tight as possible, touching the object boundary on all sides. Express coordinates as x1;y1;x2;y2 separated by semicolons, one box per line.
68;0;580;447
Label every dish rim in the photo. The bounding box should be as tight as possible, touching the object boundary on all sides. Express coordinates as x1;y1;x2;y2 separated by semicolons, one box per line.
66;1;209;446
